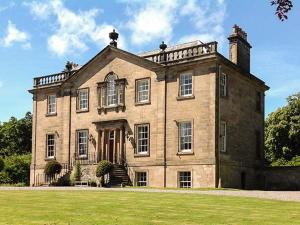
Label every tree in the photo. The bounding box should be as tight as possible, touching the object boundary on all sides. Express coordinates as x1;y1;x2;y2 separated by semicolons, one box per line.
44;160;62;177
271;0;293;21
96;160;113;186
0;112;32;157
265;93;300;166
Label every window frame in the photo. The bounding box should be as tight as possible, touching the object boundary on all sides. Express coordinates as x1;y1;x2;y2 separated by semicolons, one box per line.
220;121;227;153
76;129;89;159
220;73;227;97
134;123;150;156
47;94;57;115
76;88;89;112
178;171;192;188
179;72;193;98
135;78;151;105
135;171;148;187
178;121;193;153
46;133;55;159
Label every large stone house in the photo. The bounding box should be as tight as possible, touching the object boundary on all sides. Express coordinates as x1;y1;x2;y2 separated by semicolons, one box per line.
29;25;269;189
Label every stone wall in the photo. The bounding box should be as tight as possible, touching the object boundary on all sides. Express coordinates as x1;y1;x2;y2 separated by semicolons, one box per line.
264;166;300;190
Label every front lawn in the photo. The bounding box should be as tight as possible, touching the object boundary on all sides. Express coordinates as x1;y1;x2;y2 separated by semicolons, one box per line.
0;190;299;225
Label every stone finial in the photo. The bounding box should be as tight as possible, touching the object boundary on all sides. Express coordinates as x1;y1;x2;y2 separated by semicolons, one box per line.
109;29;119;47
159;41;167;52
232;24;247;40
64;61;78;72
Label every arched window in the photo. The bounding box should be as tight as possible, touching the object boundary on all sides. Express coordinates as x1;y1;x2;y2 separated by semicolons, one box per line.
98;72;125;112
106;74;117;106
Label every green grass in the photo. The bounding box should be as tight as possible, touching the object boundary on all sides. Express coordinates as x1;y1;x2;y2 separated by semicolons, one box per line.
0;190;299;225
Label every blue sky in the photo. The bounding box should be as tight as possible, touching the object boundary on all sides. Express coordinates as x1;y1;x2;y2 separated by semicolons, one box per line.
0;0;299;122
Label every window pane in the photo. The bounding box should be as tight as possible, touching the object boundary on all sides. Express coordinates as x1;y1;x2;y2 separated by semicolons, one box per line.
107;76;117;106
47;134;55;158
179;122;192;152
48;95;56;114
136;124;149;154
137;79;149;102
220;122;226;152
179;171;191;188
78;130;88;157
136;172;147;186
180;74;192;96
220;74;227;97
78;89;88;110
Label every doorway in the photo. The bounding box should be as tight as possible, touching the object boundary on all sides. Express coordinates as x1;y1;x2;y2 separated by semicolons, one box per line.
108;131;115;163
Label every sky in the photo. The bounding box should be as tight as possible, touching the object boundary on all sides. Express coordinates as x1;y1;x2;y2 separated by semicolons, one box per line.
0;0;299;122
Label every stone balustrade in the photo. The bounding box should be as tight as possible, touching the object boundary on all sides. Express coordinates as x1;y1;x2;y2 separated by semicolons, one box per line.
33;71;77;87
143;41;218;64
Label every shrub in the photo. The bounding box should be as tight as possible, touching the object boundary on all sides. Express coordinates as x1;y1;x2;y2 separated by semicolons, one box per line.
3;154;31;185
52;174;71;186
73;161;81;181
96;160;113;178
0;158;4;171
0;171;11;184
44;160;62;177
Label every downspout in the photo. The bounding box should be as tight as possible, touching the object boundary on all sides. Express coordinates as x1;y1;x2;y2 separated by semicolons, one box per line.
33;93;37;186
163;69;167;188
68;88;72;169
216;64;222;188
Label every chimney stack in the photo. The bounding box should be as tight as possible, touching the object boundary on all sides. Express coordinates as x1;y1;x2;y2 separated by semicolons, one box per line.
228;25;252;73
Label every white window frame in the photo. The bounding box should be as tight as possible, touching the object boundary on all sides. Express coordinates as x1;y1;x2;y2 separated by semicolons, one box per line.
220;73;227;97
220;121;227;153
77;130;88;158
46;134;55;159
135;171;148;187
136;78;150;103
135;124;150;155
77;89;89;111
178;171;192;188
179;73;193;97
179;121;192;153
47;95;56;114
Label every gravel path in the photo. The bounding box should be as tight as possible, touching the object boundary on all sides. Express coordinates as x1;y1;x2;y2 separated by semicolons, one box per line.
1;186;300;202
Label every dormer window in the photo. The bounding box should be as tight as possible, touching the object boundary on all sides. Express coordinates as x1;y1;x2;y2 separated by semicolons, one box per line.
98;72;126;114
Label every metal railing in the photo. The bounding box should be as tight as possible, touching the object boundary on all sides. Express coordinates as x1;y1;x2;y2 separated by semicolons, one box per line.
35;163;70;186
143;41;217;64
73;152;100;165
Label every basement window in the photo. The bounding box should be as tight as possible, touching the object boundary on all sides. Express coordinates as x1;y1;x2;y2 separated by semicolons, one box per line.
178;171;192;188
136;172;147;186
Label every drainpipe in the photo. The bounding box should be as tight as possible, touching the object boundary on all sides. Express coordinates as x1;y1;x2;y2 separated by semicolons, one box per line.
163;70;167;188
216;64;222;188
33;93;38;186
68;88;72;169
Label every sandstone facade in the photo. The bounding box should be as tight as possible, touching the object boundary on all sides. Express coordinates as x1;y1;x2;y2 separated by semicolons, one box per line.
29;26;268;189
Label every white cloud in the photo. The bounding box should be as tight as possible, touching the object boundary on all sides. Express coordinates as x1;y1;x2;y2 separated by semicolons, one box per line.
179;0;226;47
26;0;125;56
126;0;179;45
1;21;31;48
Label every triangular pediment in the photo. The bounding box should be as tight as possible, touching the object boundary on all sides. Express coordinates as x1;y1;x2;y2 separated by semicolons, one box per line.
63;45;163;86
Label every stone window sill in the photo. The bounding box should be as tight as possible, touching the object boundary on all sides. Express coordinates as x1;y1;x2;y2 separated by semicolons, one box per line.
134;153;150;158
177;151;194;156
97;105;125;114
76;109;89;113
176;95;195;101
45;157;56;161
45;113;57;117
135;101;151;106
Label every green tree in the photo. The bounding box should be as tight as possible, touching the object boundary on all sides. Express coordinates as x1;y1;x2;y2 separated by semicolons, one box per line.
271;0;293;21
265;93;300;165
0;112;32;157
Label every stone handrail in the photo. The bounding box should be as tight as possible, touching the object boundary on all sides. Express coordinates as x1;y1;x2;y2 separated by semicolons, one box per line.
143;41;217;64
33;71;76;87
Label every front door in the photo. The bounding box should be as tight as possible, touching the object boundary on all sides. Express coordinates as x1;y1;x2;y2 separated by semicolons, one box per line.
108;130;114;163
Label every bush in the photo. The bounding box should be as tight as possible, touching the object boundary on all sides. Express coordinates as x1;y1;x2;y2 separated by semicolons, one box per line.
96;160;113;178
3;154;31;185
0;171;11;184
44;160;62;177
73;161;81;181
0;158;4;171
52;174;71;186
